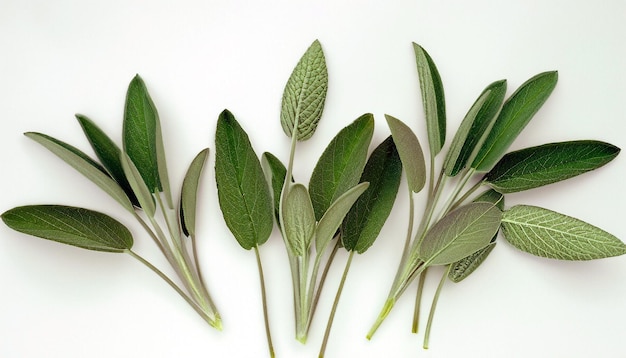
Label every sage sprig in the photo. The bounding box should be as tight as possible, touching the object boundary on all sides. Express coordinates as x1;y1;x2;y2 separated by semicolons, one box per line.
2;75;221;329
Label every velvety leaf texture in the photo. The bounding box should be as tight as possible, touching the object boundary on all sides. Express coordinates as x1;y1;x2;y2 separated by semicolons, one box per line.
309;113;374;220
501;205;626;260
280;39;328;141
215;110;273;250
484;140;620;193
448;242;496;283
180;148;209;237
385;115;425;193
342;136;403;254
283;184;316;256
2;205;133;253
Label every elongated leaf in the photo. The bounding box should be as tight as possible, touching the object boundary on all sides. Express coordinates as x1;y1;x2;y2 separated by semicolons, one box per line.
280;39;328;141
316;182;369;254
342;136;403;254
444;80;507;177
283;184;316;256
413;43;445;156
25;132;134;213
215;110;273;250
180;148;209;237
473;189;505;210
419;203;502;266
484;140;620;193
385;115;425;193
76;114;139;207
262;152;290;223
2;205;133;253
155;114;173;208
501;205;626;260
472;71;558;172
120;152;156;217
123;75;162;193
448;242;496;283
309;113;374;220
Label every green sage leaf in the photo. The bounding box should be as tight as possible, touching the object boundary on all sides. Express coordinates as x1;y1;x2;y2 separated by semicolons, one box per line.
413;43;446;156
2;205;133;253
180;148;209;237
280;39;328;141
472;71;558;172
283;184;316;256
385;115;425;193
342;136;403;254
215;110;274;250
120;152;156;217
473;188;505;210
448;242;496;283
444;80;507;177
309;113;374;220
262;152;290;224
501;205;626;260
25;132;134;213
419;203;502;266
484;140;620;193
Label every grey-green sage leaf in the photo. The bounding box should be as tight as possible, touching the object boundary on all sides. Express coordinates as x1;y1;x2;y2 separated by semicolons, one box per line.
385;115;425;193
120;152;156;217
283;183;316;256
180;148;209;237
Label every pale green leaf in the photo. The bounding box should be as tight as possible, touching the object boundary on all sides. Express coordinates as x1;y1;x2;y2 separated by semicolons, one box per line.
283;184;316;256
180;148;209;237
385;115;425;193
120;152;156;217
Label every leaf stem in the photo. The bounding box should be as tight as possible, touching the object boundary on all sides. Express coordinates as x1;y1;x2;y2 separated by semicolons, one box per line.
254;246;275;358
423;265;451;349
308;237;341;334
411;266;428;333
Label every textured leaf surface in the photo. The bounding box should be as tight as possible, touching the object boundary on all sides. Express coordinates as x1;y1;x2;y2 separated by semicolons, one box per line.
484;141;620;193
501;205;626;260
2;205;133;253
448;242;496;283
280;40;328;141
180;148;209;237
262;152;289;223
283;184;316;256
342;136;402;254
215;110;273;250
309;113;374;220
385;115;425;193
472;71;558;172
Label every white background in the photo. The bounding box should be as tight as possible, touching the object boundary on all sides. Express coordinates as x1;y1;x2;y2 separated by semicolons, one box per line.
1;1;625;357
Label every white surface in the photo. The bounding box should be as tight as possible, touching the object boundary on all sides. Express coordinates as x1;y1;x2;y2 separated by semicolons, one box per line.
1;1;625;357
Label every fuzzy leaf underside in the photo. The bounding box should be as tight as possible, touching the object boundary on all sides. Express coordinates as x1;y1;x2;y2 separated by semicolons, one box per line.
180;148;209;237
501;205;626;260
283;184;316;257
385;115;425;193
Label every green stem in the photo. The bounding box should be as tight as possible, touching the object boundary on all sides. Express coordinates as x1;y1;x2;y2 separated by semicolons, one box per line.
318;251;354;358
307;237;341;334
448;178;484;213
411;266;429;333
254;246;275;358
423;266;451;349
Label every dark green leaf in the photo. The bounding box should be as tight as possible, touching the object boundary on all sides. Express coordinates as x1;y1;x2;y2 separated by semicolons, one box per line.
385;115;425;193
444;80;507;177
280;40;328;141
180;148;209;237
473;189;505;211
2;205;133;253
262;152;290;224
309;113;374;220
472;71;558;172
342;136;403;254
283;184;316;256
413;43;446;156
501;205;626;260
120;152;156;217
25;132;134;213
448;242;496;283
484;140;620;193
215;110;273;250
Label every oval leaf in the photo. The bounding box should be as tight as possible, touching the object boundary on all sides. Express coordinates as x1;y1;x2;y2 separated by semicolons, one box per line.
215;110;273;250
413;43;446;156
309;113;374;220
471;71;558;172
280;39;328;141
342;136;403;254
448;242;496;283
2;205;133;253
501;205;626;260
484;140;620;193
419;203;502;266
262;152;290;224
385;115;425;193
25;132;134;213
283;184;316;256
180;148;209;237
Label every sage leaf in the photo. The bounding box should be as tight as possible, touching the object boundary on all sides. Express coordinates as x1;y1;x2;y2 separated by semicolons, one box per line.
180;148;209;237
316;182;369;254
25;132;134;213
472;71;558;172
484;140;620;193
419;203;502;266
262;152;290;223
215;110;273;250
473;188;505;210
120;152;156;217
444;79;507;177
309;113;374;220
123;75;162;193
501;205;626;260
448;242;496;283
342;136;403;254
76;114;140;207
385;115;425;193
413;43;445;156
283;184;316;256
280;39;328;141
2;205;133;253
